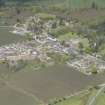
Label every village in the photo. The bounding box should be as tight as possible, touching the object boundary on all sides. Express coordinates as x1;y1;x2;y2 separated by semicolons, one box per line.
0;15;105;75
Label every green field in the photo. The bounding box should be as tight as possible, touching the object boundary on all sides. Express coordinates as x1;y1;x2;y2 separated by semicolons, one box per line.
95;89;105;105
50;87;105;105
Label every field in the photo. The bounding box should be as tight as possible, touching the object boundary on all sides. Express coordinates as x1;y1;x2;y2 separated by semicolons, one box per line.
0;78;40;105
0;27;25;46
94;88;105;105
50;87;103;105
0;64;104;103
95;93;105;105
11;0;105;9
53;87;105;105
51;90;91;105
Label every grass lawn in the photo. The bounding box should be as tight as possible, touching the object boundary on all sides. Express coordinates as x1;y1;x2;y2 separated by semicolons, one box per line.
54;97;83;105
36;13;56;20
85;87;105;105
19;59;47;72
50;26;71;38
0;76;41;105
58;32;78;41
49;90;91;105
49;88;102;105
95;89;105;105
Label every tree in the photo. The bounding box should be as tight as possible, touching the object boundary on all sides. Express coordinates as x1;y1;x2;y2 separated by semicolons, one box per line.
9;59;27;72
78;42;84;53
78;42;84;49
91;2;98;10
90;64;98;74
16;8;21;15
16;18;21;23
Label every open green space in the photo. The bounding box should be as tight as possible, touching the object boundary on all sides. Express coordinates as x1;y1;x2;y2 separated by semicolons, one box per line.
49;91;90;105
49;87;104;105
94;88;105;105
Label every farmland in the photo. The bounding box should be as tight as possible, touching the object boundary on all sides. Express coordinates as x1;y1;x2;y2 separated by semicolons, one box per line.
0;27;25;45
1;64;105;104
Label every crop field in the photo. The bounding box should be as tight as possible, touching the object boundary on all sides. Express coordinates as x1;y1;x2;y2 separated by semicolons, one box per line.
0;27;25;46
64;86;105;105
0;78;40;105
0;64;104;103
0;64;41;105
51;87;105;105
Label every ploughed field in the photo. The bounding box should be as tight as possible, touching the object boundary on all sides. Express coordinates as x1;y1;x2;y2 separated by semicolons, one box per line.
0;27;24;46
0;64;105;104
0;79;38;105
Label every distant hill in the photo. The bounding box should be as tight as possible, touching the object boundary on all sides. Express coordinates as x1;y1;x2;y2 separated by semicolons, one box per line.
1;0;105;9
